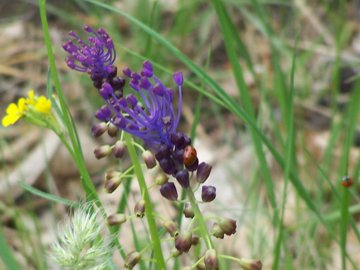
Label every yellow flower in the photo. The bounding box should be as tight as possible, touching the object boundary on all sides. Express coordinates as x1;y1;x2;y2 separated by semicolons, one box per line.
34;96;52;114
2;90;53;127
2;98;26;127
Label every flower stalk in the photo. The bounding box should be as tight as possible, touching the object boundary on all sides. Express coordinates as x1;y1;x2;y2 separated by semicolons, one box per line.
186;188;214;250
124;134;166;269
39;0;101;205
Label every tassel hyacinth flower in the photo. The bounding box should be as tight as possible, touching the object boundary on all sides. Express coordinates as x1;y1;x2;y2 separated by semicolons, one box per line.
63;26;212;197
63;25;262;269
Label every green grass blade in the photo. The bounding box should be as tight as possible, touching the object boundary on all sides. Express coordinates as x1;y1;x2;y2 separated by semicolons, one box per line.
39;0;100;204
0;227;20;270
211;0;278;223
273;44;297;270
20;182;78;207
339;81;360;269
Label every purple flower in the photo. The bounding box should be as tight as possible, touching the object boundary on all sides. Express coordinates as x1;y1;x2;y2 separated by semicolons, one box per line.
63;27;213;180
62;26;117;87
101;60;184;151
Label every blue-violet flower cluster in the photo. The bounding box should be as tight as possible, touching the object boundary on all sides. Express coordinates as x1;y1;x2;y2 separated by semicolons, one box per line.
63;26;213;201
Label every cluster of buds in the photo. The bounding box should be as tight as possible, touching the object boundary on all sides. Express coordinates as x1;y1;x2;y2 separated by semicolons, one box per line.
93;140;126;160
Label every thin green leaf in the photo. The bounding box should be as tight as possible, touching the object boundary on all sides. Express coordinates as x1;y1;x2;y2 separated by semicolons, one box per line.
211;0;278;224
0;227;20;270
273;43;297;270
20;182;78;207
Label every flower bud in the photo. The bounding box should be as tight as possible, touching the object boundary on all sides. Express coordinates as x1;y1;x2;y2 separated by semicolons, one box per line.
94;145;112;159
142;150;157;169
183;203;194;218
197;162;212;183
201;185;216;202
175;169;190;188
113;140;126;158
155;173;169;185
124;251;142;269
111;76;125;90
238;258;263;270
105;170;121;180
173;72;183;86
175;232;192;253
163;220;178;237
91;122;107;137
170;132;186;148
204;249;218;270
211;223;224;239
134;199;146;218
99;82;114;99
104;171;122;193
159;158;176;175
196;261;206;270
107;122;118;137
107;213;127;226
191;235;200;246
155;144;171;160
219;218;237;236
160;182;178;201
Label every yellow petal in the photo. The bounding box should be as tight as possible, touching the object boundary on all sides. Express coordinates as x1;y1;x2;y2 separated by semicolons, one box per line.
2;114;20;127
17;98;26;113
5;103;19;115
35;96;52;113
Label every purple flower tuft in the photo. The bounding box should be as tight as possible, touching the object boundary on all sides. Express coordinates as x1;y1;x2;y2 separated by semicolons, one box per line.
63;26;116;82
99;60;183;151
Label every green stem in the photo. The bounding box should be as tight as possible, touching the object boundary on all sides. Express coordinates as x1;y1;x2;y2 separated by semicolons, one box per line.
186;188;214;250
39;1;126;260
124;134;166;269
340;188;350;270
39;0;99;204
